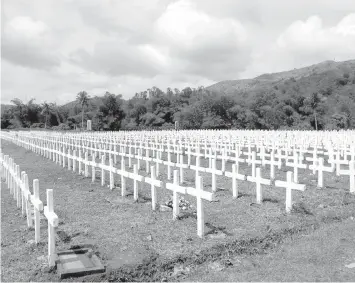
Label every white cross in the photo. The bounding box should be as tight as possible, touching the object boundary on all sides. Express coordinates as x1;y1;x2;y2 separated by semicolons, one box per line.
31;179;43;243
309;157;334;188
274;171;306;213
225;163;246;198
186;176;214;238
247;168;271;204
22;173;34;228
306;147;319;174
231;146;245;165
120;158;130;197
128;164;145;202
142;148;151;173
248;151;262;178
166;170;186;220
285;151;307;183
15;165;21;208
205;158;223;192
163;151;176;180
72;150;77;172
43;189;59;267
90;153;97;183
84;152;89;177
332;150;349;176
145;165;163;210
78;150;83;175
190;155;207;186
339;160;355;194
67;148;72;170
262;150;281;179
175;154;189;184
100;155;106;186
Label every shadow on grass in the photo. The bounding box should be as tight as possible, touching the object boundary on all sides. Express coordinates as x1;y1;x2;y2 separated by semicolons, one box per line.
205;222;233;237
292;202;313;216
104;220;326;282
263;197;279;204
177;211;197;220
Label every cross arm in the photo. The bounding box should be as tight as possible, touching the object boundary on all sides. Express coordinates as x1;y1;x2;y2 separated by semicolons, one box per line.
166;183;186;194
30;196;43;211
44;206;59;227
145;177;163;188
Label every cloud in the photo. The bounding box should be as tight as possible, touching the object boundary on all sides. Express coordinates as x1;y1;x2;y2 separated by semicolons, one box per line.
241;13;355;78
154;0;250;80
276;14;355;61
1;0;355;105
69;41;164;78
1;16;61;70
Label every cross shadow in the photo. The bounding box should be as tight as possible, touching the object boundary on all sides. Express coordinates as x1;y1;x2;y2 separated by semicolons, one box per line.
262;197;279;203
177;211;197;220
204;222;233;236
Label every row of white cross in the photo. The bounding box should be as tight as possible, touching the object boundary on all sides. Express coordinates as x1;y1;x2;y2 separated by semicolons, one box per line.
0;153;58;267
2;130;354;237
2;138;322;239
5;131;354;194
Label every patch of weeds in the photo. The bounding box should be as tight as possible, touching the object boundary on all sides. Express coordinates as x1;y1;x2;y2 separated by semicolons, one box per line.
292;202;313;216
341;192;355;206
177;211;197;220
263;197;279;204
319;210;342;223
205;222;233;237
56;230;71;243
237;192;251;198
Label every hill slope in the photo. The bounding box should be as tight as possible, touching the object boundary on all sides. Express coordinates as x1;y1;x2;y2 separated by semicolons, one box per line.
206;60;355;96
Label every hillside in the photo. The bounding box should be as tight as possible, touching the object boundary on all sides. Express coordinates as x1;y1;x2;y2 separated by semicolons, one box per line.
1;59;355;131
206;60;355;96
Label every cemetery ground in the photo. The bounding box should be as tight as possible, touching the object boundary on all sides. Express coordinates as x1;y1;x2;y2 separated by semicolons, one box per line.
1;139;355;282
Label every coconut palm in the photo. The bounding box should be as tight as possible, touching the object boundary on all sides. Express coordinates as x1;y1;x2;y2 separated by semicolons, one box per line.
76;91;90;129
41;102;53;128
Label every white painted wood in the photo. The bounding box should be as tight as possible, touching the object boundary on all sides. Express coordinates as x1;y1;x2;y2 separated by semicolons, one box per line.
145;165;163;211
166;170;186;220
31;179;43;243
186;176;214;238
275;171;306;212
225;163;246;199
247;168;271;204
44;189;58;267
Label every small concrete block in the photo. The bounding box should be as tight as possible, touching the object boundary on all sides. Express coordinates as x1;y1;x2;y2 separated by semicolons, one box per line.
56;248;105;279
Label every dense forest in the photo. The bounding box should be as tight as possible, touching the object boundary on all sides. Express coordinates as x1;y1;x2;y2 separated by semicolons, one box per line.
1;60;355;131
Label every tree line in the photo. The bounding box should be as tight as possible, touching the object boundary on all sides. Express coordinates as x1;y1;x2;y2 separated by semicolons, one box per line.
2;68;355;131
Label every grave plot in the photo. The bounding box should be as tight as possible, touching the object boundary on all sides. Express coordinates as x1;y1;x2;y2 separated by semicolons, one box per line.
1;129;355;282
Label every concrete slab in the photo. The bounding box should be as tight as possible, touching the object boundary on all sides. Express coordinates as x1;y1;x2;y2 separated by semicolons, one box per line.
56;248;105;279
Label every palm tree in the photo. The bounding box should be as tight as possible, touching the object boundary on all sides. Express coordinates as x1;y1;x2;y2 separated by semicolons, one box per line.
51;102;61;125
76;91;90;129
11;98;28;127
41;102;53;128
310;92;321;130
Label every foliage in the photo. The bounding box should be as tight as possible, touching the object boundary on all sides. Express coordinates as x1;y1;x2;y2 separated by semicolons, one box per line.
1;60;355;131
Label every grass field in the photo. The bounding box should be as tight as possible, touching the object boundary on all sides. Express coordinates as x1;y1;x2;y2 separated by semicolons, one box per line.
1;139;355;282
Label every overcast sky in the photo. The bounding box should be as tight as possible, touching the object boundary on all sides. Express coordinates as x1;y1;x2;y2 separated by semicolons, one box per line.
1;0;355;105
